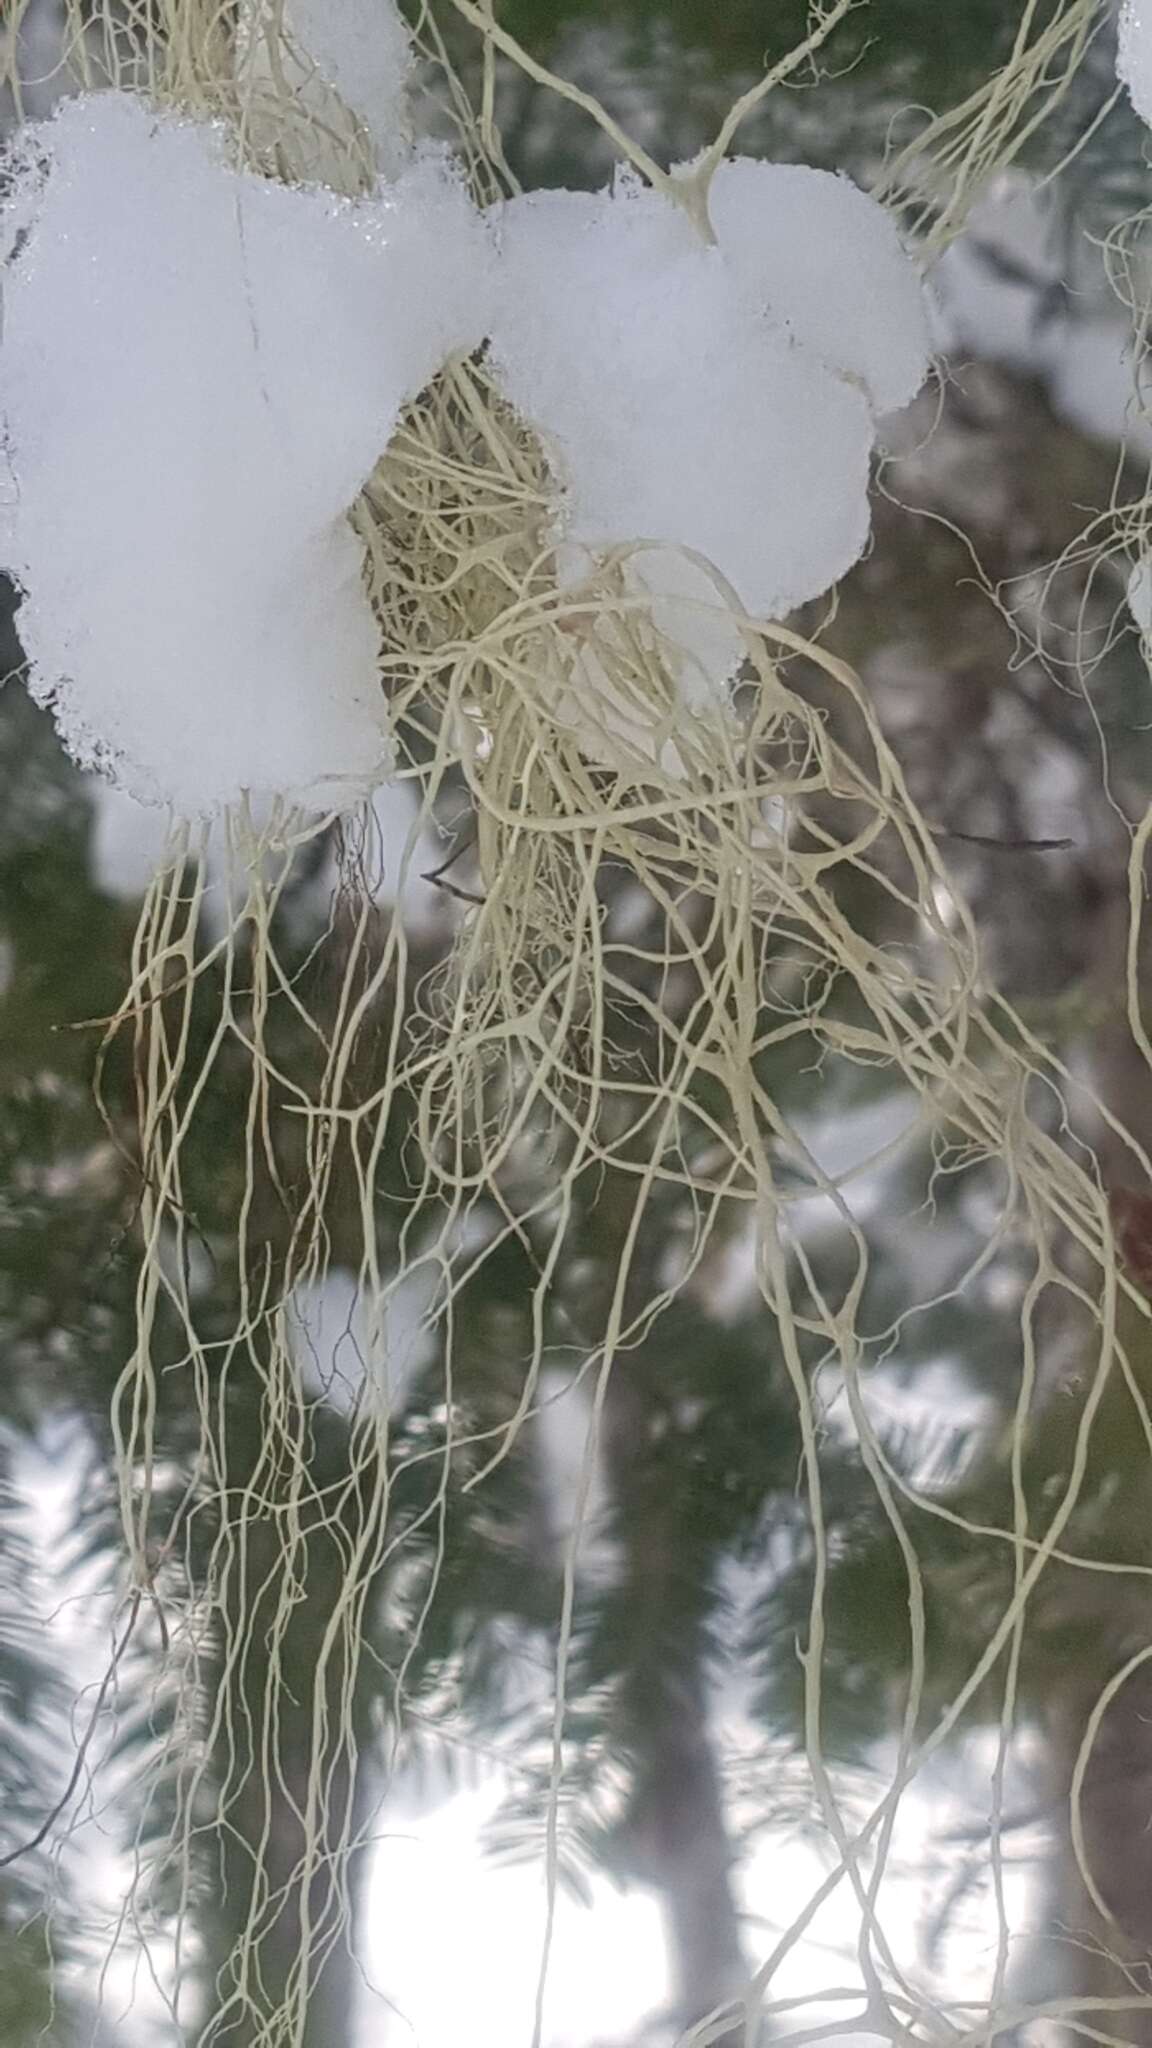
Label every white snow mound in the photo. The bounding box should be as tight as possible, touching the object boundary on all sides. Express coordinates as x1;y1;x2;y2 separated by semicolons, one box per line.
486;167;928;698
703;156;931;416
1119;2;1152;130
1129;557;1152;637
0;92;494;815
243;0;415;174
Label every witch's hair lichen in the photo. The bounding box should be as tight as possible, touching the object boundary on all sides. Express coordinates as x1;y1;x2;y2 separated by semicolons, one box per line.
3;1;1145;2041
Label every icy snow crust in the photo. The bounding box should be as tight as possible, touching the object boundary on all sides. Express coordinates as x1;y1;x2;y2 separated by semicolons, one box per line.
0;92;493;814
486;163;930;689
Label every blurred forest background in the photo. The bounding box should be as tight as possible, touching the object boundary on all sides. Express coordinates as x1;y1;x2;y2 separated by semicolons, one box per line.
5;2;1152;2044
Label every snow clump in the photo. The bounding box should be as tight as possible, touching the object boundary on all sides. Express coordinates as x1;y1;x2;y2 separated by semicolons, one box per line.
240;0;416;176
486;161;931;699
1119;2;1152;131
0;92;494;814
1129;556;1152;640
702;158;930;417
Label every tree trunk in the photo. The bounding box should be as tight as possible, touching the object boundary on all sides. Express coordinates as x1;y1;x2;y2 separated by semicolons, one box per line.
600;1363;749;2040
1027;847;1152;2044
1028;1670;1152;2048
198;1396;379;2048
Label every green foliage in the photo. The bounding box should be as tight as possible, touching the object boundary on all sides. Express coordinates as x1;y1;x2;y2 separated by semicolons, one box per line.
498;0;1070;104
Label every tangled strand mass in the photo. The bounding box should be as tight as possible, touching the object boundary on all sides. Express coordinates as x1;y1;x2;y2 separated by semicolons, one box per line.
5;1;1151;2043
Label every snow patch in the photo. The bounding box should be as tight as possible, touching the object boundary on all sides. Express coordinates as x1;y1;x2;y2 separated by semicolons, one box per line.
486;165;927;698
1129;555;1152;637
1120;1;1152;129
290;1264;438;1418
703;157;930;416
0;92;493;816
240;0;415;177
